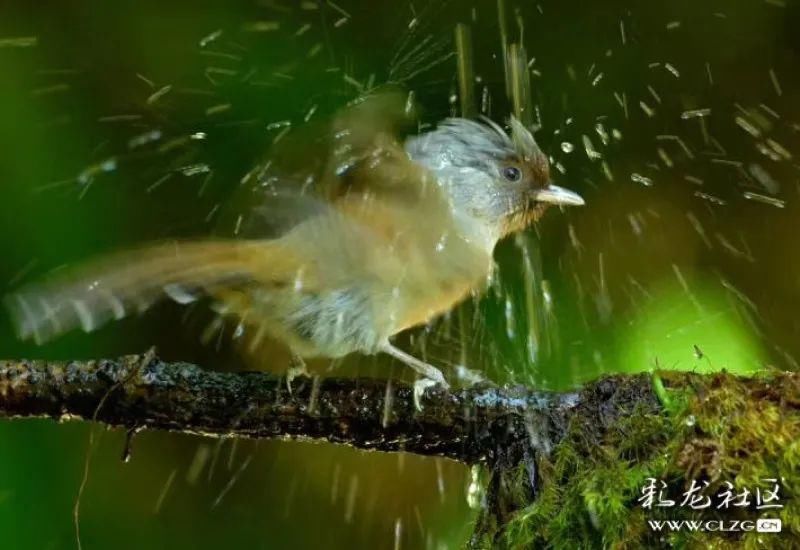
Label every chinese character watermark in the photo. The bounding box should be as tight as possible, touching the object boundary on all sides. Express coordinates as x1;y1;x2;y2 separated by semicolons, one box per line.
637;478;784;511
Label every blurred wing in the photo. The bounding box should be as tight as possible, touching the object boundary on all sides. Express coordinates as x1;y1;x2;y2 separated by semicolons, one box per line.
318;88;439;205
218;87;450;239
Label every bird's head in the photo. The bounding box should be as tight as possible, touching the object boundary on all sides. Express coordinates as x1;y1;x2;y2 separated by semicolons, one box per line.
405;116;584;243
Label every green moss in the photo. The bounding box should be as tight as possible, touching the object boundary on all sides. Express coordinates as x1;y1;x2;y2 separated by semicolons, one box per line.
497;371;800;549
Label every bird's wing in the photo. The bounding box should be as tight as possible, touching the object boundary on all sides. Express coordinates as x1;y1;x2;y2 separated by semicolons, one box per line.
219;87;452;240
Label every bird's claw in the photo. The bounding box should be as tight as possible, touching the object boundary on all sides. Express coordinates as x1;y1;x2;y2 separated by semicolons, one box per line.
413;376;448;412
380;343;449;410
286;355;309;395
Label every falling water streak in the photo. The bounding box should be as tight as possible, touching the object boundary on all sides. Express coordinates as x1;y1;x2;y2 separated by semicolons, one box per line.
748;163;779;194
0;36;38;47
186;445;211;485
639;101;655;118
672;264;703;314
7;258;38;287
412;506;426;544
664;63;680;78
631;173;653;187
381;379;394;428
388;10;455;84
211;454;253;508
656;134;694;159
734;114;762;138
766;138;792;160
742;191;785;208
206;439;226;483
656;148;673;168
283;477;298;519
330;463;341;504
454;23;476;118
147;84;172;105
497;0;510;89
620;92;629;119
389;4;422;70
595;252;612;323
715;232;754;262
227;438;241;471
507;43;532;125
647;85;661;104
516;234;547;366
459;306;469;368
394;518;403;550
505;37;552;371
98;113;141;123
344;475;359;523
313;0;336;64
627;213;642;238
582;135;601;160
153;469;178;514
308;375;321;415
505;294;516;340
769;68;783;96
681;108;711;119
720;278;760;317
685;175;704;185
435;459;446;503
686;212;712;249
242;21;280;33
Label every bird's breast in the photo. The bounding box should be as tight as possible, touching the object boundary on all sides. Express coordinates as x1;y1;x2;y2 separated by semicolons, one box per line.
388;240;494;334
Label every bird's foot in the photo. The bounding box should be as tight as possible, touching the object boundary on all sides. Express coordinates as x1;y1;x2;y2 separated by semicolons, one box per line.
381;343;449;410
286;354;309;395
412;377;443;411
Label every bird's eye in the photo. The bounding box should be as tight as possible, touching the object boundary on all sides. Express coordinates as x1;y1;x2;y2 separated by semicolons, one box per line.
502;166;522;182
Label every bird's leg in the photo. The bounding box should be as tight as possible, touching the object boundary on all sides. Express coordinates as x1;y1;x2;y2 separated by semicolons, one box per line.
382;343;449;411
286;352;309;395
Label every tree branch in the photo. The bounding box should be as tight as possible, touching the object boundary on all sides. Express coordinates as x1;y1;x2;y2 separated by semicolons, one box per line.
0;352;588;464
3;352;791;547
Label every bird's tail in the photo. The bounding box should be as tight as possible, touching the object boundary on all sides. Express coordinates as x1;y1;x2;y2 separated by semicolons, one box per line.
5;240;273;344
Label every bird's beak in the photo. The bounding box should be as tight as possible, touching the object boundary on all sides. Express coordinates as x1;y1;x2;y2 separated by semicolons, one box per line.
533;184;585;206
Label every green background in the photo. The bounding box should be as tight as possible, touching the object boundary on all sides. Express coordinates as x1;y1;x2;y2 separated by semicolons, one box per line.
0;0;797;547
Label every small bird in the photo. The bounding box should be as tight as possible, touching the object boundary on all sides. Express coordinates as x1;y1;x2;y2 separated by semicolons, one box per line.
5;91;583;398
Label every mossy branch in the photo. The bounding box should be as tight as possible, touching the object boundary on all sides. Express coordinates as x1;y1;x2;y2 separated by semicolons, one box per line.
0;353;796;548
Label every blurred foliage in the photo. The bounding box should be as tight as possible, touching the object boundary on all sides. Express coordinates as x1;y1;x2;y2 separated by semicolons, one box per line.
620;279;766;377
0;0;797;548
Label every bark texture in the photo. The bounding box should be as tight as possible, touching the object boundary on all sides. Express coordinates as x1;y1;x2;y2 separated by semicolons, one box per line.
0;353;586;463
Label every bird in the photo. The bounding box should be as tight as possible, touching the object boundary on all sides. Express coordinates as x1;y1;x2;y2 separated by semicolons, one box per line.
4;90;583;402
